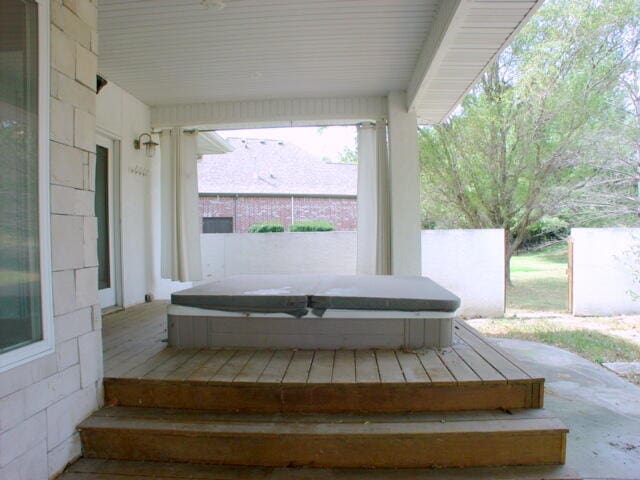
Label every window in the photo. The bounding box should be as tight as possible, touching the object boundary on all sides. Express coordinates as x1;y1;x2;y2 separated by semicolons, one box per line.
203;217;233;234
0;0;52;371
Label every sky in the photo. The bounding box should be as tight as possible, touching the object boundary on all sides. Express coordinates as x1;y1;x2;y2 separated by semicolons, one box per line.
218;126;357;163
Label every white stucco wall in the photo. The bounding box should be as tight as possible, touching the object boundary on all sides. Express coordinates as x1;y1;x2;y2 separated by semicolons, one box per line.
97;80;189;306
199;232;358;281
0;2;102;478
572;228;640;316
196;230;505;317
97;82;149;306
421;229;505;317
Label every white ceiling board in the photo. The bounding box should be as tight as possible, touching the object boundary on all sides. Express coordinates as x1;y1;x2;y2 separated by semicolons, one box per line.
99;0;542;126
414;0;542;124
98;0;439;106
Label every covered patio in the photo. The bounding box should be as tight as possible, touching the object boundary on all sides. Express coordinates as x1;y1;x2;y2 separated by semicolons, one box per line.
86;0;570;476
2;0;596;479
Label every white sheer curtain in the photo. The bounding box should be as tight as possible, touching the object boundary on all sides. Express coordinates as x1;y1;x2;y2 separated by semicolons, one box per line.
375;120;392;275
160;127;203;282
356;120;391;276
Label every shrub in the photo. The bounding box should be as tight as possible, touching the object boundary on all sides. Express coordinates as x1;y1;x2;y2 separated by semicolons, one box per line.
289;220;334;232
247;221;285;233
521;216;570;250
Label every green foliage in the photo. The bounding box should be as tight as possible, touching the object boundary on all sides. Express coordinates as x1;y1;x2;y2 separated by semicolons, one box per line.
338;146;358;164
523;216;570;249
479;319;640;364
509;244;568;310
289;220;334;232
419;0;640;278
247;221;285;233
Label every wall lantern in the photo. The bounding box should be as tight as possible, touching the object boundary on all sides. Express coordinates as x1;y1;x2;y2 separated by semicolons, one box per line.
134;133;158;158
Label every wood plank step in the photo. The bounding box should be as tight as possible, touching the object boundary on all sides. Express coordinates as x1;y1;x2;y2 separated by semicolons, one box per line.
78;407;568;469
61;458;582;479
104;375;543;413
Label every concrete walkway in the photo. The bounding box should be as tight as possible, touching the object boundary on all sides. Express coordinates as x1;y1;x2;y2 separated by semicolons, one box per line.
497;338;640;480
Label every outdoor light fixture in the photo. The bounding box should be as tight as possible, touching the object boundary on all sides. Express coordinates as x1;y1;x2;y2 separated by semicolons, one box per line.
134;133;158;158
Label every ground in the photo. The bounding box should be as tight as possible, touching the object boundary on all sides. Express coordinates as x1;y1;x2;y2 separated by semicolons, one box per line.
508;243;568;312
471;243;640;385
496;337;640;480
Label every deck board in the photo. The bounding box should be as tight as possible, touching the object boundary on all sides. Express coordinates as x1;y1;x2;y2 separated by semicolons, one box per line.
259;350;294;383
212;350;255;382
453;341;505;382
396;351;430;383
144;349;200;380
455;321;533;380
355;350;380;383
188;349;235;381
165;350;212;380
235;350;274;383
332;350;356;383
307;350;334;383
283;350;314;383
417;349;455;383
375;350;405;382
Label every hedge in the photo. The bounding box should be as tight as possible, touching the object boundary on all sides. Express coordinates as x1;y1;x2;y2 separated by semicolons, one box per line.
289;220;334;232
247;221;285;233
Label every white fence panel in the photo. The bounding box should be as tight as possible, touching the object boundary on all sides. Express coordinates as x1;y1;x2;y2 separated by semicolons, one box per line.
421;229;505;317
198;229;505;317
200;232;357;281
572;228;640;315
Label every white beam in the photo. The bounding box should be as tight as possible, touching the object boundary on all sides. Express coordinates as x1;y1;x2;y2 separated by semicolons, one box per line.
151;96;387;129
406;0;469;112
387;91;422;276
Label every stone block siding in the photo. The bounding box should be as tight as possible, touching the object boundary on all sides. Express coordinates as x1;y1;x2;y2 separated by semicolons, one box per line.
200;196;357;232
0;1;102;479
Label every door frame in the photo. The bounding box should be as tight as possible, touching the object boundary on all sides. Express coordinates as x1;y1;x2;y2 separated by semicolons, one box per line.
96;131;123;309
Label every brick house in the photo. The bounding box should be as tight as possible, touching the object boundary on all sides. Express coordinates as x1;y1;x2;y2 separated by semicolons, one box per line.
198;138;357;232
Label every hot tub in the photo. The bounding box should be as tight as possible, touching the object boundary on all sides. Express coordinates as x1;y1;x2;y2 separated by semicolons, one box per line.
168;274;460;349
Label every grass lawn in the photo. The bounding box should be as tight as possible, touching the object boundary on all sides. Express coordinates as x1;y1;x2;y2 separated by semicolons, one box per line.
473;317;640;365
508;243;568;311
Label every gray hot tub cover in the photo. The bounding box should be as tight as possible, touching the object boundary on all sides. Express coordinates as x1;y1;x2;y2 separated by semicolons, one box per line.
171;274;460;317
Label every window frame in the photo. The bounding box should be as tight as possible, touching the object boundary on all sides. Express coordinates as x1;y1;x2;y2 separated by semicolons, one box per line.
202;216;234;234
0;0;54;372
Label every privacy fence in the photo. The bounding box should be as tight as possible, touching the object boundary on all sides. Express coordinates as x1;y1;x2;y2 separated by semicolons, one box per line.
200;229;506;317
570;228;640;315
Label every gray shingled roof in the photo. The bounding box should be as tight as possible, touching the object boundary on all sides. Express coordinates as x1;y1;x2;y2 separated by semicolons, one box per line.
197;137;357;196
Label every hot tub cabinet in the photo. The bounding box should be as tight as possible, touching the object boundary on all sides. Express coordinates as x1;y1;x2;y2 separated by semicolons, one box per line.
168;274;460;349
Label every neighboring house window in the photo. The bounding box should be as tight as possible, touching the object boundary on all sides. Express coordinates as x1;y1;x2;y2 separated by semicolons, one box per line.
203;217;233;234
0;0;53;371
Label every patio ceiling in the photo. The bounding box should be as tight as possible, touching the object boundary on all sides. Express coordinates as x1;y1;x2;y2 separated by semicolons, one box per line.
98;0;540;125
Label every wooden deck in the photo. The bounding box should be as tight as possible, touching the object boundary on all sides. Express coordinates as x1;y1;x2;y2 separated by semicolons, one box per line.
102;302;544;412
60;302;570;477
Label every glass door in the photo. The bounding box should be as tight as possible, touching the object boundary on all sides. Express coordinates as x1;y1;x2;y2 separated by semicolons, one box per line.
96;135;116;308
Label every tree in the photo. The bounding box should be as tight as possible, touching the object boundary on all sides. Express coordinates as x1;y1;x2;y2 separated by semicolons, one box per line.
569;50;640;223
419;0;640;283
338;146;358;164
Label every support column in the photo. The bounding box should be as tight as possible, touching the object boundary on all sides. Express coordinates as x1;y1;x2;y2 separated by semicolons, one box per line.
356;123;377;274
387;91;422;275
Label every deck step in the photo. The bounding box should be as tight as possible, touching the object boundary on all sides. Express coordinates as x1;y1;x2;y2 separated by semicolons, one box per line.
78;406;567;469
61;458;581;479
104;376;544;413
